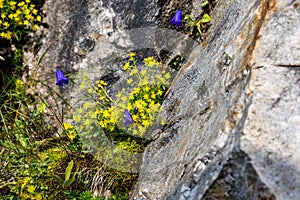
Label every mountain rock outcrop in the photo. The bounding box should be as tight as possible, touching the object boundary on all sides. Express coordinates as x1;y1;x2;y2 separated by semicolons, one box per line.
25;0;299;199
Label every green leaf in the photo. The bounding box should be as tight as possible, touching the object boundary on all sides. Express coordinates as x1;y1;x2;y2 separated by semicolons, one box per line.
201;0;209;7
202;14;211;23
65;160;74;181
184;15;195;26
63;176;75;188
53;174;64;185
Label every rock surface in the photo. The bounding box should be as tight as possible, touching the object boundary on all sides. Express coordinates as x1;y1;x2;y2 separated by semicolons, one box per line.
202;150;275;200
25;0;299;199
241;1;300;199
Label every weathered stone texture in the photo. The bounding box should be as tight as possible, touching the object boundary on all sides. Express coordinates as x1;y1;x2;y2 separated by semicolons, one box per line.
202;150;276;200
25;0;299;199
241;0;300;200
132;0;273;199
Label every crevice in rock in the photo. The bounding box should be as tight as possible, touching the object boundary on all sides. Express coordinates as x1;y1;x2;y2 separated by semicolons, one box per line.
202;150;276;200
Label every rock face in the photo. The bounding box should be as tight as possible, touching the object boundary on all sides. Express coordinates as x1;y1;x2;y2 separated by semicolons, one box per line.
132;0;274;199
26;0;299;199
202;150;275;200
241;0;300;199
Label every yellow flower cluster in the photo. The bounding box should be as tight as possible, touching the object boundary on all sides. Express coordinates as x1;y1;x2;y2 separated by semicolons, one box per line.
118;53;171;136
18;174;45;199
21;176;31;188
0;0;41;39
143;56;161;67
75;52;172;139
63;123;77;141
97;107;117;132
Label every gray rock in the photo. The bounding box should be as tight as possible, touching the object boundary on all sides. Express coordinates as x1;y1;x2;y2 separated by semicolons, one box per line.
132;0;270;198
202;150;276;200
241;1;300;200
24;0;299;199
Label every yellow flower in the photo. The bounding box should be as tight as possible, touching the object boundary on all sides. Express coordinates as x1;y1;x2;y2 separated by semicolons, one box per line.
25;0;31;3
32;9;38;15
151;92;156;99
133;87;140;94
36;15;41;22
84;118;90;126
32;24;38;30
5;32;12;40
18;2;25;7
129;68;138;76
27;185;35;193
109;125;115;132
129;94;134;100
16;9;22;15
164;72;171;80
127;78;133;84
24;8;30;15
68;132;77;141
121;95;127;102
63;123;73;130
83;102;91;109
22;177;31;188
23;20;29;25
157;89;163;96
144;85;150;92
102;110;111;118
140;69;147;76
129;52;136;61
98;80;107;86
3;22;9;28
144;56;160;67
77;107;83;114
143;93;149;100
26;14;34;20
123;62;130;71
73;114;81;123
87;88;93;94
9;1;17;7
35;194;42;200
38;102;47;113
79;81;85;89
1;13;6;19
142;120;150;127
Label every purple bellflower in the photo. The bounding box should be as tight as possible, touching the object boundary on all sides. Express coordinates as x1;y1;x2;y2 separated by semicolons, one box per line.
56;69;68;88
124;109;134;126
170;10;183;27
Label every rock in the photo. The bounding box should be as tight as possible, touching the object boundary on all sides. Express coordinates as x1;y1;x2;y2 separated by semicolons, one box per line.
242;1;300;198
202;150;276;200
132;0;275;199
24;0;299;199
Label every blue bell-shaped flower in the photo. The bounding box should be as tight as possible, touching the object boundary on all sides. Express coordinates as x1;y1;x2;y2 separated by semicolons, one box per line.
124;109;134;126
170;10;183;27
56;69;68;88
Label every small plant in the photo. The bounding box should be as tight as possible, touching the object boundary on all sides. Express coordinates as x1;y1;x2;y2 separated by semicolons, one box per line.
183;0;212;37
53;160;76;188
74;52;171;140
0;0;41;40
201;0;209;7
184;13;211;34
